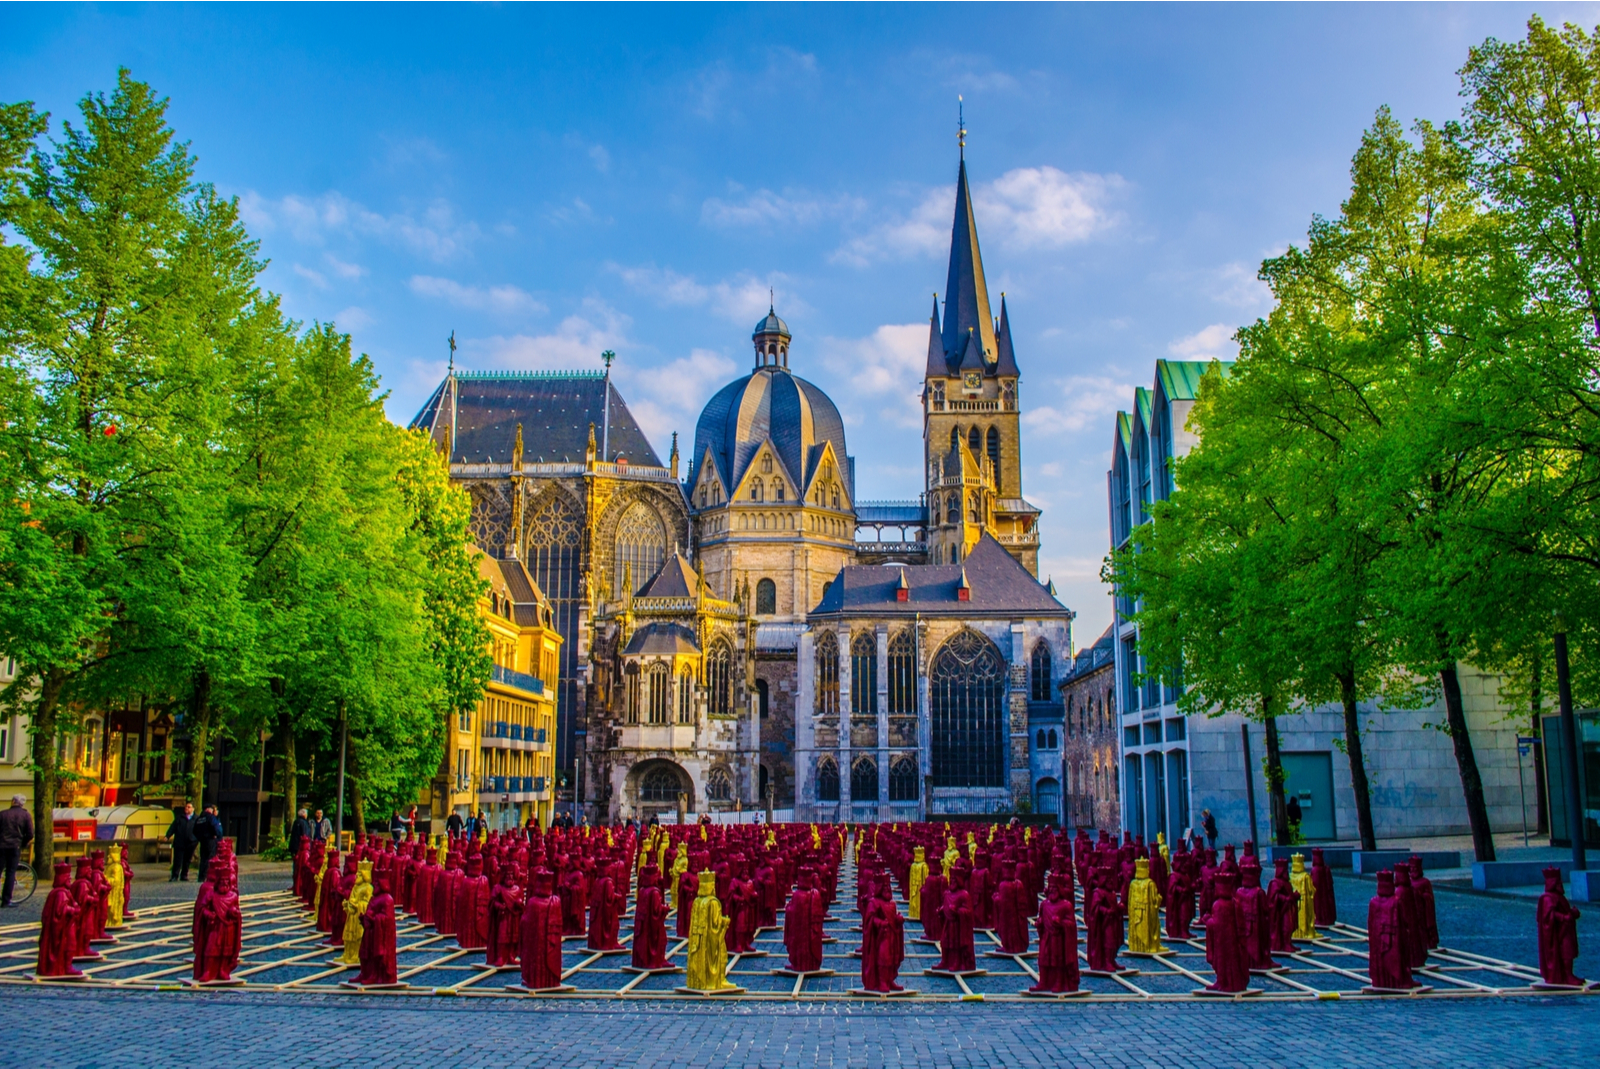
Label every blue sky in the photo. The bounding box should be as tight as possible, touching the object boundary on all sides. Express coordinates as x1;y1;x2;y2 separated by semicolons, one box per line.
4;2;1590;644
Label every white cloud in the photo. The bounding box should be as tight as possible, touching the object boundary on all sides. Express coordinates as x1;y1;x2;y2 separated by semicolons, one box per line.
589;144;611;173
238;190;483;262
465;300;630;373
817;323;930;429
833;166;1126;266
609;264;801;325
1024;374;1141;437
624;348;742;443
324;253;367;280
333;306;373;331
292;263;327;289
409;275;546;316
1168;323;1238;362
701;187;863;230
1210;261;1272;310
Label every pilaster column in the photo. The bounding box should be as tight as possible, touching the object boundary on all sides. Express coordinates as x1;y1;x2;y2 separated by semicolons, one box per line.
876;624;890;818
837;622;852;813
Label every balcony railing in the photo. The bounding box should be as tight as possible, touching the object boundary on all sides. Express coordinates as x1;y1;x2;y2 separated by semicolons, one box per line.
486;721;547;744
491;664;544;695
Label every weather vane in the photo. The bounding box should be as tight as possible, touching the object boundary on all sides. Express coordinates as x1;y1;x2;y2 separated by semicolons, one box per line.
448;329;456;373
958;95;966;158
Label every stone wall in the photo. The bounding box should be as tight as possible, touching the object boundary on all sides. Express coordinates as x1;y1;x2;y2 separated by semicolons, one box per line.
1060;660;1120;834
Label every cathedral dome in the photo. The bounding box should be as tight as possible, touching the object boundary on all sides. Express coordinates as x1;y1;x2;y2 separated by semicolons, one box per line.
689;365;851;503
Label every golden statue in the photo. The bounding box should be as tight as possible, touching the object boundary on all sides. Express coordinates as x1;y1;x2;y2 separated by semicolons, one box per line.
104;848;126;929
1126;857;1167;954
1156;832;1170;866
1290;854;1317;940
670;847;690;913
684;871;734;992
340;860;374;966
312;847;330;917
907;846;928;921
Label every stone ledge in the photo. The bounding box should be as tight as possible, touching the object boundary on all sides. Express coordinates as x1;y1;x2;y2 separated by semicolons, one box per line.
1352;850;1460;874
1472;859;1572;890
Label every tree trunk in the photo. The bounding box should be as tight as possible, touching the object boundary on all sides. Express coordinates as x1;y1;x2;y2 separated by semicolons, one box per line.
30;668;67;876
1262;698;1289;847
1337;669;1377;850
1531;656;1548;836
186;671;213;806
349;740;366;844
1440;661;1495;862
275;692;296;837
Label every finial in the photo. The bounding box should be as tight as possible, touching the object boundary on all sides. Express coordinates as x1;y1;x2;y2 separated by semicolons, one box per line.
448;330;456;373
602;349;616;371
958;95;966;159
769;286;774;312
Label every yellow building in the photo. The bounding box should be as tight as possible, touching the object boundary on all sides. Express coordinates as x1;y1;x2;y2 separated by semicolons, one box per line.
431;553;562;832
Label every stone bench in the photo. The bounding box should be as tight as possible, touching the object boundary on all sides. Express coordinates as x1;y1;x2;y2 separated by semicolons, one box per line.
1259;846;1353;868
1472;859;1573;891
1351;850;1460;875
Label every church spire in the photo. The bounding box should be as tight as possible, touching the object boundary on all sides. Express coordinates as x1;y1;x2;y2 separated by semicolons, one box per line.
924;294;945;378
940;155;997;371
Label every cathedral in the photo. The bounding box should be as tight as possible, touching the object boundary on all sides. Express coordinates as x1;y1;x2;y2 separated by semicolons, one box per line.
411;152;1073;825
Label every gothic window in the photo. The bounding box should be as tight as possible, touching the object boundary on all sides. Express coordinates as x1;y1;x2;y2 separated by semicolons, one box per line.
968;426;982;455
756;678;769;718
930;628;1007;789
647;663;671;725
851;756;878;801
815;630;839;716
1030;642;1053;702
987;426;1002;492
887;629;916;713
755;578;776;615
614;501;666;597
950;426;961;452
850;632;877;714
832;487;840;508
624;664;641;725
817;758;840;801
751;478;764;502
699;487;707;508
761;454;773;474
640;766;681;803
705;766;733;802
1036;729;1046;749
1002;380;1016;411
946;493;959;525
468;485;512;552
707;640;733;716
678;671;694;724
932;380;946;409
888;756;919;802
773;479;785;502
1048;728;1058;748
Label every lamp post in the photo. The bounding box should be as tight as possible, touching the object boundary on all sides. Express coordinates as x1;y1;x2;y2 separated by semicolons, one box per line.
1554;630;1586;873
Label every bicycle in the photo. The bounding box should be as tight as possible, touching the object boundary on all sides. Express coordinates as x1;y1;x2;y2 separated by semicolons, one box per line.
5;860;36;905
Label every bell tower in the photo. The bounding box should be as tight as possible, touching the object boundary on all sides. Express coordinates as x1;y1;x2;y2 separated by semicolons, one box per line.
921;130;1039;574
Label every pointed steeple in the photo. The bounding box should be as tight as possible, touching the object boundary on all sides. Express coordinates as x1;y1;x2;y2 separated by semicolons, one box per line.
995;293;1019;377
924;295;945;378
940;158;997;371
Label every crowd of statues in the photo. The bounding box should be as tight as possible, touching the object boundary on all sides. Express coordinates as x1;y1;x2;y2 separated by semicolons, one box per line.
32;817;1588;996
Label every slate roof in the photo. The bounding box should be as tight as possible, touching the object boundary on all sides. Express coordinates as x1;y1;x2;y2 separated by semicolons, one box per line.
637;554;698;598
924;158;1017;381
1066;624;1115;681
478;554;552;629
808;533;1071;619
623;621;701;656
689;365;852;498
409;371;662;467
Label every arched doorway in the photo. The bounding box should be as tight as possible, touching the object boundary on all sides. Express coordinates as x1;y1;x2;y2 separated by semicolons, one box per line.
626;758;693;821
930;629;1007;788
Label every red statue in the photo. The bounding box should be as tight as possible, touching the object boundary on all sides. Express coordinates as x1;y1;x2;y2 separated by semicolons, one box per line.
1310;848;1336;927
1266;857;1299;954
1165;852;1196;938
518;869;566;991
193;869;243;984
586;864;623;951
487;867;525;967
316;849;344;935
1084;870;1124;973
1536;867;1585;988
434;854;461;937
934;871;977;972
918;868;947;942
1203;872;1250;993
993;860;1029;955
1408;856;1438;951
1366;870;1418;991
36;863;82;979
455;856;490;950
1391;862;1425;967
1235;858;1275;971
356;874;400;986
726;867;758;954
413;848;440;927
676;866;698;939
559;862;588;936
782;870;825;973
630;865;672;971
70;858;101;961
1029;874;1081;994
859;883;906;993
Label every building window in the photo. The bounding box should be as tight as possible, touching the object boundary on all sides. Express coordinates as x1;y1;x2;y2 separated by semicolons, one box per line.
888;756;918;802
950;425;961;452
1036;729;1047;749
929;629;1007;789
647;663;671;725
969;492;980;524
641;765;680;804
1002;380;1015;410
751;478;764;502
1030;642;1053;702
773;479;785;502
706;766;733;803
1122;635;1140;713
850;632;877;714
755;578;776;615
946;493;959;525
887;629;916;714
1048;728;1058;748
817;758;840;802
707;641;733;716
987;426;1002;492
614;501;666;597
968;426;982;455
815;630;839;716
625;665;641;725
755;678;769;719
678;672;694;724
851;756;878;801
82;719;102;776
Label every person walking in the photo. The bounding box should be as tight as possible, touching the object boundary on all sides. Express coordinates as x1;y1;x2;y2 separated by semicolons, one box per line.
195;805;223;879
445;810;464;838
288;808;312;859
389;809;412;841
310;809;333;843
168;803;199;882
1201;809;1218;851
0;795;33;908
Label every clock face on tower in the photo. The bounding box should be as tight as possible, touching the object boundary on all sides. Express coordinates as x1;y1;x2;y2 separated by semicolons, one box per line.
963;371;981;392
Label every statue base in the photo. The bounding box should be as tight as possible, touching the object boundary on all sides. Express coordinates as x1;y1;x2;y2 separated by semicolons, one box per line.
771;967;833;977
1530;980;1597;991
1083;968;1138;977
1360;985;1433;996
923;967;987;978
849;987;918;998
1125;949;1173;958
620;964;682;975
339;980;409;991
1022;988;1091;999
27;972;88;982
504;983;577;995
674;984;746;996
983;949;1037;959
185;978;246;988
1193;987;1263;998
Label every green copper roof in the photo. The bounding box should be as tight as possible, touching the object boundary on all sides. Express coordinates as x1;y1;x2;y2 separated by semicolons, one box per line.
1155;358;1231;402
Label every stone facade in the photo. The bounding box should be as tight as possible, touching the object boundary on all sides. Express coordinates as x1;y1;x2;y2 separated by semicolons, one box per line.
1058;627;1120;834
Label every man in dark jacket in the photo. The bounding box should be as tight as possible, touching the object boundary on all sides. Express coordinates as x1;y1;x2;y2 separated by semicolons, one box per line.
167;803;198;882
195;805;223;879
0;795;33;907
288;808;312;859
